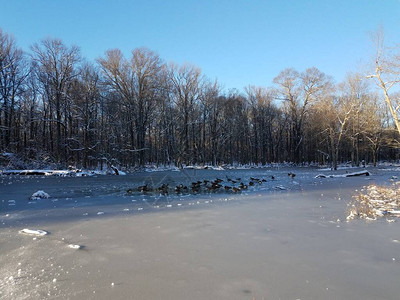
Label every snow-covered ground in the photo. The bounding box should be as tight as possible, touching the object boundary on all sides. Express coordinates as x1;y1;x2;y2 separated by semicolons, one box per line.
1;166;400;299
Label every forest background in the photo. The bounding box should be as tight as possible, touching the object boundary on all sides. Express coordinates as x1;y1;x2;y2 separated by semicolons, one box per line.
1;1;400;170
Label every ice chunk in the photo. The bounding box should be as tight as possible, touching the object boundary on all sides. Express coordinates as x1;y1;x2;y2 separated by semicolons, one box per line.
19;228;49;236
30;190;50;200
275;185;286;190
68;244;82;249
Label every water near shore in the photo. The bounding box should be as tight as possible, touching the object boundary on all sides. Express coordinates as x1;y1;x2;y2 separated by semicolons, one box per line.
1;167;400;299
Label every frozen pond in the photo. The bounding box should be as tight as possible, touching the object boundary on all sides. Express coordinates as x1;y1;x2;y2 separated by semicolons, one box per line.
1;166;400;299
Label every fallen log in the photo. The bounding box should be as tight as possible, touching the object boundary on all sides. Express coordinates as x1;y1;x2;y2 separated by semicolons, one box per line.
315;170;370;179
345;170;370;177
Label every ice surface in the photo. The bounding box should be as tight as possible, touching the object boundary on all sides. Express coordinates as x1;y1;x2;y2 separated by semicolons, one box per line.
1;166;400;299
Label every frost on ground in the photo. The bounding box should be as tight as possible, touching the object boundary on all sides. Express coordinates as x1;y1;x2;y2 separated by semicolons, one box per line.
347;183;400;221
29;190;50;200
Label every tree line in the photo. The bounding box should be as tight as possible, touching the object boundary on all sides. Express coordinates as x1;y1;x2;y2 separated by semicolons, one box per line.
0;28;399;170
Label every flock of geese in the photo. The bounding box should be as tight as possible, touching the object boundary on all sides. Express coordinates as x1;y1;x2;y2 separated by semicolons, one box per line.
126;172;296;196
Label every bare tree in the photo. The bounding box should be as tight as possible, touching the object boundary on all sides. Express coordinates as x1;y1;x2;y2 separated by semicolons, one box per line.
245;85;277;164
98;48;164;166
340;73;371;166
0;29;28;152
68;63;101;168
363;98;384;166
367;29;400;139
316;93;354;170
19;65;41;155
221;91;250;164
31;38;80;163
169;63;202;165
274;67;332;163
198;79;221;164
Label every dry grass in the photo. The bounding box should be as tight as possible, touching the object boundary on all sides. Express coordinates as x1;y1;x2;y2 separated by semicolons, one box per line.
347;183;400;221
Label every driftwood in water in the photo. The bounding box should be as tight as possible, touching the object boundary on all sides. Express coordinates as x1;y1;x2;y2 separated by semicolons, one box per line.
110;165;120;175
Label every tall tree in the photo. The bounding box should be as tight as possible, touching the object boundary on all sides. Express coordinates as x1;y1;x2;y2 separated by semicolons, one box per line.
31;38;80;163
245;85;277;164
98;48;164;166
0;29;28;152
199;80;221;164
367;29;400;139
340;73;371;166
274;67;332;163
169;63;202;165
69;63;101;168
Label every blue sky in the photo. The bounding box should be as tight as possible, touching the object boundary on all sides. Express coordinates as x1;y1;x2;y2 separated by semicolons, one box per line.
1;0;400;92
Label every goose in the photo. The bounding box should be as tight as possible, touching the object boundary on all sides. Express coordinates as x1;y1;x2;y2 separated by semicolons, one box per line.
191;181;201;188
239;182;248;190
206;184;221;191
232;187;241;193
175;184;183;193
214;178;223;184
226;176;237;184
138;184;151;192
191;184;201;193
158;183;169;195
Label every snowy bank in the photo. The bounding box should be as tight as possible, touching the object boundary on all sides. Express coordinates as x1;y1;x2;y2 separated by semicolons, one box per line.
183;165;224;171
1;169;111;177
347;183;400;221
